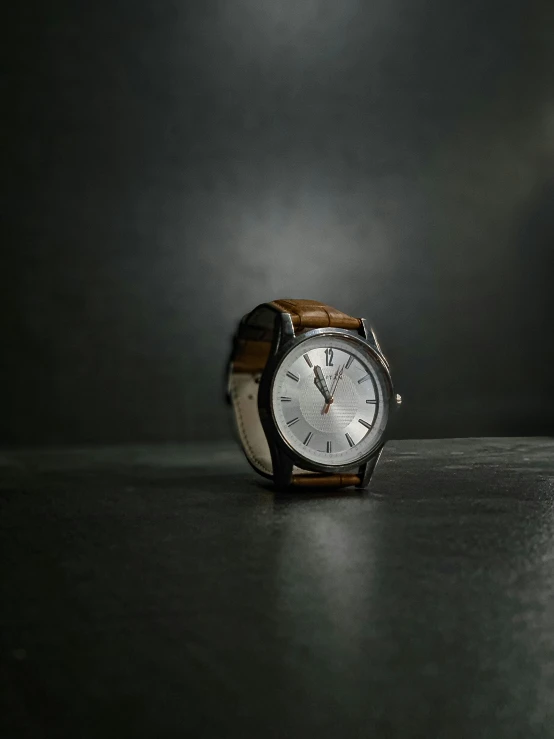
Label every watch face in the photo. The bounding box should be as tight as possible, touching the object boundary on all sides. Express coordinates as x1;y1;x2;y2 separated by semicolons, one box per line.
271;332;391;468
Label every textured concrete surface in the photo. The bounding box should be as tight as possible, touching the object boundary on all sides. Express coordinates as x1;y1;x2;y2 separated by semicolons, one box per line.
1;438;554;738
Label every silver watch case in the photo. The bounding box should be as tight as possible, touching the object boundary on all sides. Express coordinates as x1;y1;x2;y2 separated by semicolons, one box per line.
257;313;399;488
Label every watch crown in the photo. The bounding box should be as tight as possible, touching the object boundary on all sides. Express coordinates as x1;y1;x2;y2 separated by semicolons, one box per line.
395;393;402;406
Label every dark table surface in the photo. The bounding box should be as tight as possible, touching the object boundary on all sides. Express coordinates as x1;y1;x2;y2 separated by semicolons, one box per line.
1;438;554;739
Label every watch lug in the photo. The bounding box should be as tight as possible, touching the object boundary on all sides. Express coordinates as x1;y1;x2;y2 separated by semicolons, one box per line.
359;318;380;352
358;317;372;341
267;311;296;360
356;445;384;489
269;442;294;489
259;399;293;489
278;312;296;349
359;318;389;368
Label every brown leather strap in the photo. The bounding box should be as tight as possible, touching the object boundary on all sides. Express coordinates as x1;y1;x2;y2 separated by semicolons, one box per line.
291;474;362;488
229;299;362;489
232;300;361;373
232;339;272;373
269;299;362;331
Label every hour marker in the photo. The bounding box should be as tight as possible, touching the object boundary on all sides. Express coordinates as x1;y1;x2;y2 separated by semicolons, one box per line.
281;396;292;402
287;417;299;426
345;433;355;448
326;441;332;453
358;419;372;430
345;355;354;369
358;374;370;384
303;432;313;446
286;371;299;382
365;399;377;404
303;354;313;367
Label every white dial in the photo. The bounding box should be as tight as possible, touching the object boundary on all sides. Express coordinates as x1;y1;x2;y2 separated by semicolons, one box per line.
271;333;390;467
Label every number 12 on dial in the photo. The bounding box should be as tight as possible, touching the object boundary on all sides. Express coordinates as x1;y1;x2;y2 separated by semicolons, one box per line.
324;348;334;366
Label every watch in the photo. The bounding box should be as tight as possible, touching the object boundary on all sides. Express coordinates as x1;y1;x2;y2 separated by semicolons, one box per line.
226;299;401;490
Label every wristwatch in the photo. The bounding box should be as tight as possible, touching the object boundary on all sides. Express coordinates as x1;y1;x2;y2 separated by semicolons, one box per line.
226;299;401;490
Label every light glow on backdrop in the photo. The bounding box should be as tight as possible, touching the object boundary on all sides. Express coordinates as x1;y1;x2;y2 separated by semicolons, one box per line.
216;0;390;64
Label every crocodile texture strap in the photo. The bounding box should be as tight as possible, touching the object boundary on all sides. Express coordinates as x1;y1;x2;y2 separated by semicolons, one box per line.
228;299;362;489
292;474;361;488
269;299;362;331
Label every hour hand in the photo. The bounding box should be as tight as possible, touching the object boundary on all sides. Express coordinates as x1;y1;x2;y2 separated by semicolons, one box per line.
313;365;332;403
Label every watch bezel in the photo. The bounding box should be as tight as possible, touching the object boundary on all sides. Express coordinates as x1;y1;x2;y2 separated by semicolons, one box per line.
258;325;396;475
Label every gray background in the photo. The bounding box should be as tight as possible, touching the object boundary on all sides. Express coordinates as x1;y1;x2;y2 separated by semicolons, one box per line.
3;0;553;445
